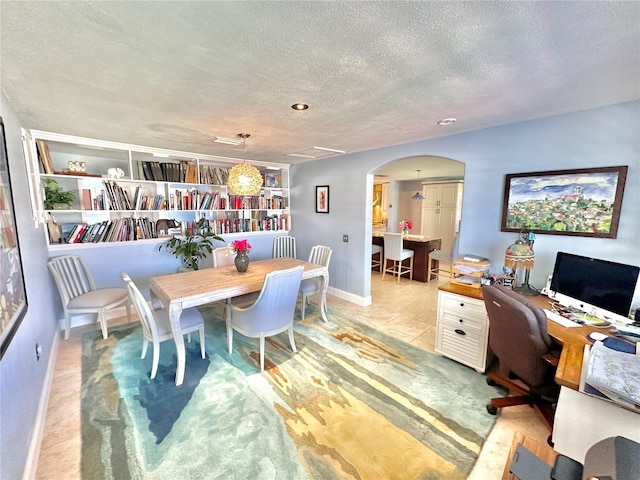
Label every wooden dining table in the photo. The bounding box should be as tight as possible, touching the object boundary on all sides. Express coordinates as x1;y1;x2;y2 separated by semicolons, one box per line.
150;257;329;385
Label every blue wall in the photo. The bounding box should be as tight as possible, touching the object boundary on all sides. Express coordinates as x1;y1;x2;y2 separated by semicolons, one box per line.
0;96;59;478
291;101;640;307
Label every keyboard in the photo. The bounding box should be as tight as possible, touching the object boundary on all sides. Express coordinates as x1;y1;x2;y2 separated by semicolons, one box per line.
544;309;581;328
617;324;640;338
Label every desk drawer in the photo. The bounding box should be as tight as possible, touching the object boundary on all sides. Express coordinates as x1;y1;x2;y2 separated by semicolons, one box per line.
439;311;483;335
436;322;486;370
439;291;487;318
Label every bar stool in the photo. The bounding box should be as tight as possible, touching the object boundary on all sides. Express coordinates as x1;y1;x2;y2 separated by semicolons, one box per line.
382;233;414;282
372;244;383;273
428;232;459;282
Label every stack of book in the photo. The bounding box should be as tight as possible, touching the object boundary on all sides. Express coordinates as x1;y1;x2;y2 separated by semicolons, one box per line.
584;340;640;412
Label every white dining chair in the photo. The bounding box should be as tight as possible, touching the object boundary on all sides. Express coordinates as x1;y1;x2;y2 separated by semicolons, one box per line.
382;233;414;283
227;265;304;372
48;255;131;340
272;235;297;258
120;272;205;379
299;245;332;320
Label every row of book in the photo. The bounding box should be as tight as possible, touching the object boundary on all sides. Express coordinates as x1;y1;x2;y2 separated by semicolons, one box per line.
139;161;198;183
199;166;231;186
206;215;291;235
228;194;286;210
83;185;287;212
60;217;158;244
53;213;292;244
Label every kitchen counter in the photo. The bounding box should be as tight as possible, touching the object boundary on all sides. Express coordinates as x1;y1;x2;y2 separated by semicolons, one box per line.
372;234;442;282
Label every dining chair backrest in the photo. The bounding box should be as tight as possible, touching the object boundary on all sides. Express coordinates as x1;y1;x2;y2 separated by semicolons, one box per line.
308;245;332;268
47;255;97;305
120;272;159;342
48;254;131;339
299;245;332;320
212;247;234;267
383;233;405;261
272;235;297;258
235;265;304;332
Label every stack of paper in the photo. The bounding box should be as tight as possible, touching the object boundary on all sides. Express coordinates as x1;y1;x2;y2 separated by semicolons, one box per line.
585;341;640;409
452;257;490;288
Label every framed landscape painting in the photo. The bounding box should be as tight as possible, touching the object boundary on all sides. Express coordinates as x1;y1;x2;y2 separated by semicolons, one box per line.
0;117;28;358
501;166;628;238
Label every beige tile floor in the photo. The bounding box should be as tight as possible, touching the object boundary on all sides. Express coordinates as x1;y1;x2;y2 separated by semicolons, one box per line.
36;271;550;479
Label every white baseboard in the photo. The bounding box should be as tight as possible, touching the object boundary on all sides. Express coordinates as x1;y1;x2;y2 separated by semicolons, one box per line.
327;286;371;307
22;332;60;480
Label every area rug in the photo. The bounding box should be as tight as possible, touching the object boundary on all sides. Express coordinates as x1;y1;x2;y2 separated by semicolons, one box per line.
81;305;502;479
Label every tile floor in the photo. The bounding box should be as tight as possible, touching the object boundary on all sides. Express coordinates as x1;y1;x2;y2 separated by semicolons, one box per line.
36;271;550;479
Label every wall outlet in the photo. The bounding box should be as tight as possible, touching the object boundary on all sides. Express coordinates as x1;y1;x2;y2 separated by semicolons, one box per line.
343;234;349;243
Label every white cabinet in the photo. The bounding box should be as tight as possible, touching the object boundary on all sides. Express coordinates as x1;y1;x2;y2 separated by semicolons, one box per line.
435;289;489;372
420;181;462;253
23;130;291;248
381;183;389;214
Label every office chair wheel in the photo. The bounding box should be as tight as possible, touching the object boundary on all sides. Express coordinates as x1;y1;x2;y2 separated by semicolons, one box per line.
486;378;497;387
486;404;498;415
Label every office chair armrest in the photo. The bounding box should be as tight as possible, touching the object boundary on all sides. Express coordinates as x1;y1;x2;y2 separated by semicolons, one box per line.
542;353;559;368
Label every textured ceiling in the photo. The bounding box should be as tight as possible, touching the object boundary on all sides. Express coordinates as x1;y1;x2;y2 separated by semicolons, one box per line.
1;1;639;181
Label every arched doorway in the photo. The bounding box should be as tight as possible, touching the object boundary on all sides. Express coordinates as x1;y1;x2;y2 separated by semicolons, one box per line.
372;155;464;248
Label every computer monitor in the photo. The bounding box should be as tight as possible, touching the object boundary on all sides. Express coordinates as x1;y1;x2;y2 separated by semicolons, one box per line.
549;252;640;324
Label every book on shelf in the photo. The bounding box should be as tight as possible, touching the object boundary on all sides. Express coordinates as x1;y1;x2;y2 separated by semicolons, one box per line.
82;189;93;210
36;140;54;174
67;223;88;243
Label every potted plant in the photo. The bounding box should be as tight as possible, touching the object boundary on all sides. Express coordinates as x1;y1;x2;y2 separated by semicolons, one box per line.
43;178;76;210
158;218;224;270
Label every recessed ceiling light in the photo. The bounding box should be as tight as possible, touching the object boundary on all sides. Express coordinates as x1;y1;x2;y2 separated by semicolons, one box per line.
291;103;309;111
438;118;457;126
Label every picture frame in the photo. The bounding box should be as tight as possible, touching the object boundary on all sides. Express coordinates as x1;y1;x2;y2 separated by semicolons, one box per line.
316;185;329;213
501;166;628;238
0;116;28;359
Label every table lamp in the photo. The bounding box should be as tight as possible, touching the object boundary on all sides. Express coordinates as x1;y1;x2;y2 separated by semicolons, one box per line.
504;233;537;296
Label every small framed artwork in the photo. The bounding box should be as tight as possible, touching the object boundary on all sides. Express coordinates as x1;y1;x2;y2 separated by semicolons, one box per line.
501;166;628;238
316;185;329;213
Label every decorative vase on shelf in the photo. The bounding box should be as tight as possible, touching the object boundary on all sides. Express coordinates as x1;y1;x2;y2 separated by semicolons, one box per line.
234;252;249;273
402;228;409;237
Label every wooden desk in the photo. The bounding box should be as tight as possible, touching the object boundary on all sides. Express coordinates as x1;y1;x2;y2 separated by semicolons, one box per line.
372;233;441;282
437;282;606;390
501;432;558;480
150;257;329;385
527;294;607;390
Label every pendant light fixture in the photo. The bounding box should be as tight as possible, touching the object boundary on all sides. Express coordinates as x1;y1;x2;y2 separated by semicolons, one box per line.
411;170;425;200
227;133;263;196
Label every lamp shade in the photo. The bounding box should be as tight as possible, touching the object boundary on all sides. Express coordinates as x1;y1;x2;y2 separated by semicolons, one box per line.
504;241;535;270
228;163;263;195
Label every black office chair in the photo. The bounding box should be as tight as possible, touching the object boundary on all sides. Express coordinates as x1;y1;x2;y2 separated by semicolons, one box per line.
482;284;560;432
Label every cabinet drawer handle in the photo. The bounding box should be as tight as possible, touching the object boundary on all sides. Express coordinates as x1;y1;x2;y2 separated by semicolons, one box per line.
454;329;466;336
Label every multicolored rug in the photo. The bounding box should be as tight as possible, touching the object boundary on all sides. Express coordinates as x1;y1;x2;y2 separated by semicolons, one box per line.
81;305;501;479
